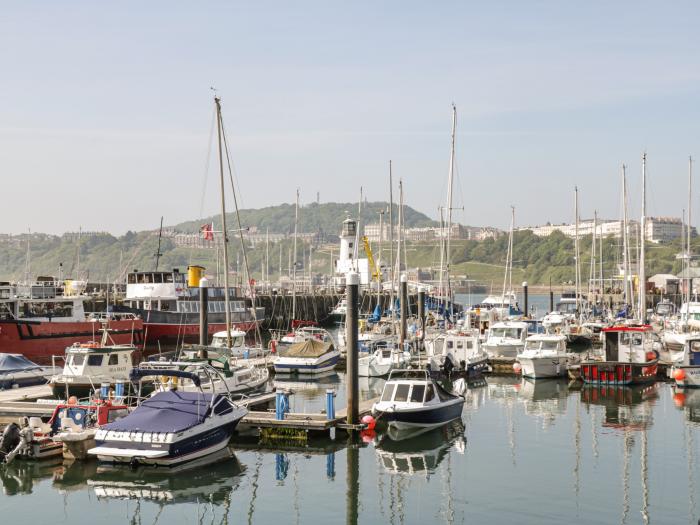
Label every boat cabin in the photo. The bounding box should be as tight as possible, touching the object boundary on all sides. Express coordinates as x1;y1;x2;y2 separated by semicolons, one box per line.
487;322;528;342
62;344;134;380
523;334;567;353
210;330;247;349
379;370;444;406
602;326;659;363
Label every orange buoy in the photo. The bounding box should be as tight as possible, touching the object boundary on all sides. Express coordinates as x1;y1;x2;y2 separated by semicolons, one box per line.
674;368;687;382
674;392;687;407
513;362;522;373
270;339;277;354
68;396;78;405
646;351;656;362
361;414;376;430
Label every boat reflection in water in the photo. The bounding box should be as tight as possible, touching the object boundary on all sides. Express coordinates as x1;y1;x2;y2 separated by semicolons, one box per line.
580;383;658;432
672;387;700;425
375;419;466;477
517;378;569;426
87;447;245;504
273;371;340;401
0;456;62;496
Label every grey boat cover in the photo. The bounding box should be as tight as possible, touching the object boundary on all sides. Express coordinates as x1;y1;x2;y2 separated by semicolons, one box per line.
102;391;217;433
0;353;42;374
283;339;332;358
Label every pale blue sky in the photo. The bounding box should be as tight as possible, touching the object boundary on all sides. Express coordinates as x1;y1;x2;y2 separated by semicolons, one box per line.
2;1;699;234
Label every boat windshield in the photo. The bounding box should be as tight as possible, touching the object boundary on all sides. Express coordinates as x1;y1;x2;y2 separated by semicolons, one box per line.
541;340;560;350
557;302;578;314
656;303;673;315
491;328;522;339
381;384;395;402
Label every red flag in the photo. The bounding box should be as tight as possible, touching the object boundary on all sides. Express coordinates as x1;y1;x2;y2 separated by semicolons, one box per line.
200;223;214;241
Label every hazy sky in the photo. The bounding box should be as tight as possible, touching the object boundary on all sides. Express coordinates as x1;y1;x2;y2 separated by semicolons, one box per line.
2;1;699;235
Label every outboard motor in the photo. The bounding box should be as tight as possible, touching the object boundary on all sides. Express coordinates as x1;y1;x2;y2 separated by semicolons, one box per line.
0;423;21;463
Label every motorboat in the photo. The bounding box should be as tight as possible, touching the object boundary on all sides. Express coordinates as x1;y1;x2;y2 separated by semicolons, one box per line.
329;298;347;322
182;329;267;360
0;354;58;390
372;369;465;429
139;359;269;396
468;292;522;322
279;326;334;346
425;331;488;377
274;339;340;375
579;325;660;385
89;368;247;467
482;321;528;358
358;339;410;377
670;334;700;388
516;334;568;379
0;400;129;463
48;338;144;399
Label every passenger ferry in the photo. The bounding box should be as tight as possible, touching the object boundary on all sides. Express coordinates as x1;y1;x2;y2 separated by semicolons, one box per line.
114;266;265;344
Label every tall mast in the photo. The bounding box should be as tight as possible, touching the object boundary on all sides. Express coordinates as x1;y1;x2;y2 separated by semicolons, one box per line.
265;227;270;289
214;96;232;346
502;207;515;300
445;104;457;307
438;206;445;300
639;153;647;322
355;187;363;265
688;156;693;305
77;226;82;279
621;164;630;311
292;189;299;322
388;161;395;326
574;187;581;318
589;211;596;298
378;210;384;303
396;180;403;283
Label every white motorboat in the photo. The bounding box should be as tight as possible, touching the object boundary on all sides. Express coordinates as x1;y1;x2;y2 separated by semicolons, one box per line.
516;334;568;379
89;368;247;467
482;321;528;359
0;354;58;390
280;326;334;346
274;339;340;375
372;370;465;429
358;340;409;377
671;334;700;388
425;330;488;377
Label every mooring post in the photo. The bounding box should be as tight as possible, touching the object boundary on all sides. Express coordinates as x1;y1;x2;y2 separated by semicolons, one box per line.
522;281;529;318
346;435;359;525
549;289;554;312
399;274;408;348
199;277;209;358
326;389;336;420
417;286;426;351
346;272;359;426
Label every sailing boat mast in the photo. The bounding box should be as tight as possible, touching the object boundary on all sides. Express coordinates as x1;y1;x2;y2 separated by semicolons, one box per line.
688;156;693;306
445;104;457;309
154;216;164;271
501;207;515;301
388;162;395;326
214;96;232;346
621;164;630;313
574;187;581;318
639;153;647;322
292;189;299;323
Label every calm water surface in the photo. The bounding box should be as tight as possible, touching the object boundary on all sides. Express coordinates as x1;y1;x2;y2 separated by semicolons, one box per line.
2;372;700;524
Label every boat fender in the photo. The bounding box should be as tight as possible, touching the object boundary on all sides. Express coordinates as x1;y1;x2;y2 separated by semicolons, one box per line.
270;340;277;354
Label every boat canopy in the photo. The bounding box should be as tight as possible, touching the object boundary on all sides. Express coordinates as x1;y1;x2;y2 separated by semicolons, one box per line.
130;368;201;387
0;353;42;373
102;391;219;433
284;339;332;358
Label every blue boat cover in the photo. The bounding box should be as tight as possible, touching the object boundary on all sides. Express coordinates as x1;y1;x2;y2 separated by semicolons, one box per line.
102;391;216;433
0;353;42;374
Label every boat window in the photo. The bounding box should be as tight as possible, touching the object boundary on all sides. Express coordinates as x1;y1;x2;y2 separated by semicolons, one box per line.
691;341;700;352
541;341;560;350
456;341;464;349
381;384;395;402
107;408;128;423
620;333;630;345
87;355;103;367
154;273;163;283
71;355;85;366
424;385;435;402
213;398;233;415
165;273;174;283
127;274;136;284
137;274;145;283
108;354;119;365
446;340;454;350
382;350;392;358
394;384;410;402
466;341;473;349
410;384;426;402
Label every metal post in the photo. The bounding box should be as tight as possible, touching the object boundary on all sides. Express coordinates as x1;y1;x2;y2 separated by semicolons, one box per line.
326;389;336;420
346;272;359;426
199;277;209;357
522;281;529;318
399;274;408;347
346;436;359;525
418;287;426;350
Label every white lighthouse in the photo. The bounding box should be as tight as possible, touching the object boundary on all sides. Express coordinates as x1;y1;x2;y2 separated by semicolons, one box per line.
334;218;370;288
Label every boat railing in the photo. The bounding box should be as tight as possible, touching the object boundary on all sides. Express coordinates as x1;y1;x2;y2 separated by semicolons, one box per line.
387;369;430;381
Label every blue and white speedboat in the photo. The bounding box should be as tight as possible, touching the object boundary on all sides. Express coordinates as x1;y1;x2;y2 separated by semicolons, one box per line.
372;370;465;429
88;368;247;467
274;339;340;375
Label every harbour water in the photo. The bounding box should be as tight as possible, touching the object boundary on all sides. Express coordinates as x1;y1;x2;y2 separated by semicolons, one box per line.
2;372;700;524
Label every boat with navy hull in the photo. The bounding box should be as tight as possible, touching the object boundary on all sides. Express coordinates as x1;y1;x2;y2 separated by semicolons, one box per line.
89;368;247;467
372;370;465;429
274;339;340;375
